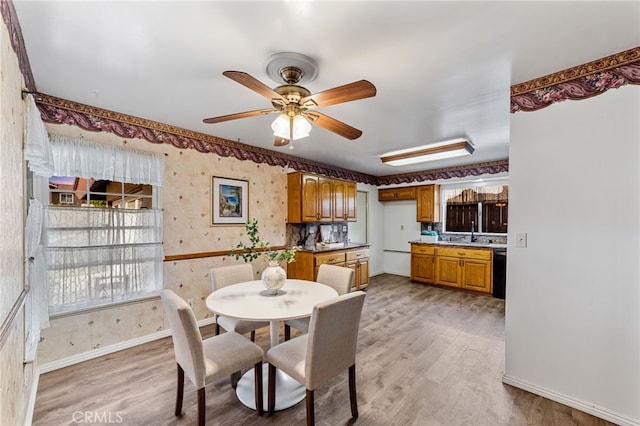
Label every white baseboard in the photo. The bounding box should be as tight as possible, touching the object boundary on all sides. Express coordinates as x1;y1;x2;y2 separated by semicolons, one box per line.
39;317;216;374
502;373;639;426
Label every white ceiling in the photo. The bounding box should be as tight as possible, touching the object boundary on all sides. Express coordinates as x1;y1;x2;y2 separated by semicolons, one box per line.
13;1;640;177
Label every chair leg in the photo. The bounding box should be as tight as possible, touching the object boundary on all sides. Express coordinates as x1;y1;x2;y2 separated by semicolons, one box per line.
267;364;276;415
231;370;241;388
197;388;205;426
349;364;358;419
175;364;184;416
284;324;291;341
254;362;264;415
306;389;315;426
250;330;256;342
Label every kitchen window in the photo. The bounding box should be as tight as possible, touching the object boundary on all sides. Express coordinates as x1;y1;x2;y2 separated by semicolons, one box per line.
441;180;508;234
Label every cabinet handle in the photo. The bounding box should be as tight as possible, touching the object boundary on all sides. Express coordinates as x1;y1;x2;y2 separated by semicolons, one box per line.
457;252;466;256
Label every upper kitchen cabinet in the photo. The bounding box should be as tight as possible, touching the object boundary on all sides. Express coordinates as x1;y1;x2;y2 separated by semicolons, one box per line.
287;172;357;223
416;184;440;222
333;179;357;221
378;186;416;201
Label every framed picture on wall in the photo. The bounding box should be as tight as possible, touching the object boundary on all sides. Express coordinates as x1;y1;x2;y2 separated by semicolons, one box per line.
211;176;249;225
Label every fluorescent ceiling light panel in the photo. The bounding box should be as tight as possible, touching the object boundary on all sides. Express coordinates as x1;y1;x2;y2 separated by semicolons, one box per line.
380;138;474;166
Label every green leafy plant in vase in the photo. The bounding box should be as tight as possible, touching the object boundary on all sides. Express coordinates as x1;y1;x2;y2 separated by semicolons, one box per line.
230;219;301;294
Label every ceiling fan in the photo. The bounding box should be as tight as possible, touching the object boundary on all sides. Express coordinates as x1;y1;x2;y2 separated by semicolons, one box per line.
203;52;377;148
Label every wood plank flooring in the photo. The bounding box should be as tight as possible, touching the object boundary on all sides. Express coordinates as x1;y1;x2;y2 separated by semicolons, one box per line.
33;274;614;426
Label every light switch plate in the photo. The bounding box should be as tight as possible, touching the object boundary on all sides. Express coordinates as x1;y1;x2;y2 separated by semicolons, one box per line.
516;233;527;248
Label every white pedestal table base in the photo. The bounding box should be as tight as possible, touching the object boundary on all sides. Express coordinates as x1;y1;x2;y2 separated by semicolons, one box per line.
236;363;305;411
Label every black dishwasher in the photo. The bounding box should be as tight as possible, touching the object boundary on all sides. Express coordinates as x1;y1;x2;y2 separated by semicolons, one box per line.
493;249;507;299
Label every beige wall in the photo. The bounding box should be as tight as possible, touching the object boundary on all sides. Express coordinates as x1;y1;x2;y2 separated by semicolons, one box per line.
38;124;289;364
0;15;37;426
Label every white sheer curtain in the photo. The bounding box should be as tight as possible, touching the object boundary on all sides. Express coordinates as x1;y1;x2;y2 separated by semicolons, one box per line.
45;207;163;313
49;135;164;186
24;199;49;362
25;94;54;177
24;94;52;362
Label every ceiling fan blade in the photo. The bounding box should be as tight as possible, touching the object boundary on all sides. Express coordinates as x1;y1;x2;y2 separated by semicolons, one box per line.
274;137;290;147
203;108;276;124
306;111;363;140
300;80;376;108
223;71;284;102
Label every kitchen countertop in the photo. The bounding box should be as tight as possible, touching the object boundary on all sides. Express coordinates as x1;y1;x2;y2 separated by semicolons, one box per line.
297;242;370;253
410;240;507;250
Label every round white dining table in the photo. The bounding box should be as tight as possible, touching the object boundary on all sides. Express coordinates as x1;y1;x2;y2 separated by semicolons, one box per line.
205;279;338;411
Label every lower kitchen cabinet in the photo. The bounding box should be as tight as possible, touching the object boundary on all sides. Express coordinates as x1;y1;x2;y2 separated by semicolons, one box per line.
288;246;370;291
346;249;370;290
410;244;435;283
411;243;493;294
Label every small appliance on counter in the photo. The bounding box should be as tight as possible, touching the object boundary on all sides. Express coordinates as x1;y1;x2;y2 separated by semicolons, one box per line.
420;230;438;243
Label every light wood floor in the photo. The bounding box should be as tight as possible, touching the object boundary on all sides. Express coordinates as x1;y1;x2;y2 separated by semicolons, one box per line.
33;274;614;426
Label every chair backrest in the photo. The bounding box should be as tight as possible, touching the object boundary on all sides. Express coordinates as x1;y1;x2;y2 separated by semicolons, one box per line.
210;263;254;292
305;291;366;390
316;264;354;296
161;289;207;389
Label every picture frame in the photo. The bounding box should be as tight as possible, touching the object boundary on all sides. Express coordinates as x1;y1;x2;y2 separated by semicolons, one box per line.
211;176;249;225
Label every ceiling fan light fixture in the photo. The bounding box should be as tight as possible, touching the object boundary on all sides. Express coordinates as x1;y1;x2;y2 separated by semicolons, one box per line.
380;138;474;166
271;114;311;140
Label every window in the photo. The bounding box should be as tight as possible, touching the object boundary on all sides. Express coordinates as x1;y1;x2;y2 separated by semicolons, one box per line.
442;180;508;234
38;135;165;315
45;177;162;314
59;193;74;204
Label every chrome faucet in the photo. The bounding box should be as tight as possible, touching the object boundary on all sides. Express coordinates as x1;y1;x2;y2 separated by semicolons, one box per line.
471;220;477;242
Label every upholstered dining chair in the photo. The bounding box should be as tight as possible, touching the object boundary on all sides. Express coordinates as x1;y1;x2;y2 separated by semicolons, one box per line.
161;290;265;426
284;263;354;341
210;264;269;341
267;291;366;425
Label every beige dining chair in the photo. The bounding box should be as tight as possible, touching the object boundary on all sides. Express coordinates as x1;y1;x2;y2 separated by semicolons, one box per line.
267;291;366;425
161;290;265;425
210;264;269;341
284;263;354;340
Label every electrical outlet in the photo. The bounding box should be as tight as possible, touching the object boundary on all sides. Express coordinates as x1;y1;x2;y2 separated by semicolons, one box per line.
187;298;194;308
516;233;527;248
342;225;347;232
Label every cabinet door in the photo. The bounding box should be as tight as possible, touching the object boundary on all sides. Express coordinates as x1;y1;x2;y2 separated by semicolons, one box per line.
461;259;492;293
357;258;369;290
435;256;461;287
416;185;440;222
345;181;357;221
301;174;319;222
318;176;333;222
411;254;435;283
333;179;346;220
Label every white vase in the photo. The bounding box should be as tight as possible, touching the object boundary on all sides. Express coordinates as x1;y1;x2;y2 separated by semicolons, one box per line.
262;261;286;295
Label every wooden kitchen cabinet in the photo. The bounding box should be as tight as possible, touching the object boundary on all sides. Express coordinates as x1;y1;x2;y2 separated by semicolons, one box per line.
410;244;436;284
346;248;370;290
416;184;440;222
378;186;416;201
287;246;370;291
288;172;356;223
435;246;492;293
333;179;357;221
410;243;493;294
